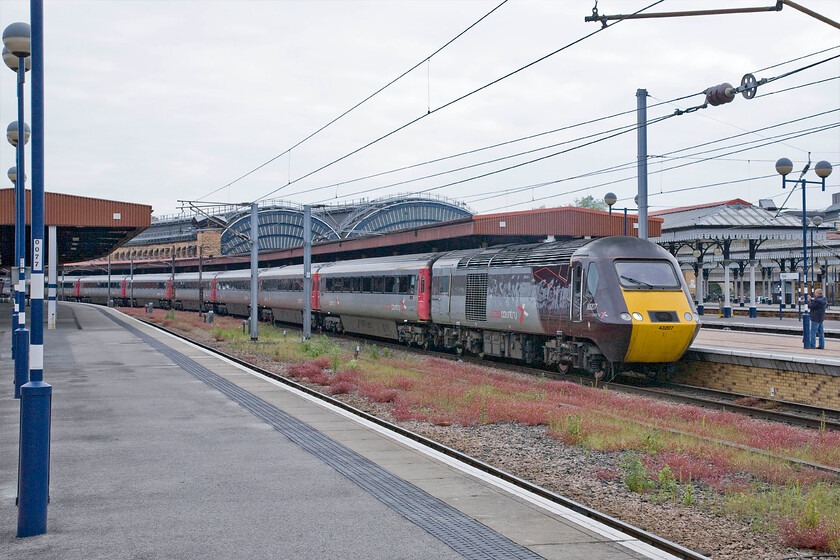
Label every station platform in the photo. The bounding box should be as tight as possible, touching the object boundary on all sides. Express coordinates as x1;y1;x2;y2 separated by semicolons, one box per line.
693;312;840;370
0;302;684;560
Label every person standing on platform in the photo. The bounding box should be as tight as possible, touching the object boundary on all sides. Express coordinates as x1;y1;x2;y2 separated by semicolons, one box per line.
808;288;828;349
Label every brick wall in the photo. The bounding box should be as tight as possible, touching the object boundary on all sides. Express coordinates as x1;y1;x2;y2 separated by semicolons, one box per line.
674;360;840;409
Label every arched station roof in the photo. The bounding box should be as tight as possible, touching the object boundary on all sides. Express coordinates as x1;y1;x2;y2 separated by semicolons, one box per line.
221;207;340;254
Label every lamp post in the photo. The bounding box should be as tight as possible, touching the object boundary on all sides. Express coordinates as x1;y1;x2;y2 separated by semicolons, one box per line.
692;248;704;315
776;157;833;349
604;192;617;216
810;215;822;292
3;22;31;394
10;2;51;538
602;193;637;236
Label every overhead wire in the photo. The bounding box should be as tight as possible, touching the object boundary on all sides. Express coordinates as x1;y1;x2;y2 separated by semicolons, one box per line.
304;52;837;209
752;44;840;74
194;0;511;202
275;46;838;203
311;113;677;204
275;90;706;201
307;107;839;207
252;0;667;204
475;120;839;213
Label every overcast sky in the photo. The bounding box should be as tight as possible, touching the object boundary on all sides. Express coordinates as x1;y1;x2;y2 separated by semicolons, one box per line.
0;0;838;219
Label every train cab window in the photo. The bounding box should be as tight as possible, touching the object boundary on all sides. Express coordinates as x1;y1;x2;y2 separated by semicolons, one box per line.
586;263;599;296
373;277;384;293
439;275;450;295
362;277;372;292
614;260;680;289
384;277;395;294
398;276;411;294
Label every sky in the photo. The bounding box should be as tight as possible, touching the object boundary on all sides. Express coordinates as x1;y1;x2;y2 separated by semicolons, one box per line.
0;0;838;220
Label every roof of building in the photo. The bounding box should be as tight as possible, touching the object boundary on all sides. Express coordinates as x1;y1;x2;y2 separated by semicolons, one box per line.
0;189;151;267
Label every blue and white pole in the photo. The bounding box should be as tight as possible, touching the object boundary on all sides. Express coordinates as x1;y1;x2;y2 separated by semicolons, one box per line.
48;225;56;329
16;1;51;538
3;22;31;393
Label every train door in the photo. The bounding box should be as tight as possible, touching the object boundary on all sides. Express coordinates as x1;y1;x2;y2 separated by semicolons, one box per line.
570;263;583;322
311;273;321;311
121;279;127;299
431;267;453;322
417;269;431;320
74;279;81;297
166;278;174;300
211;278;217;302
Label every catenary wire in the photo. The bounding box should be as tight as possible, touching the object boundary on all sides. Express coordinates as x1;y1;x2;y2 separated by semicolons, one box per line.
476;123;839;213
311;113;676;204
194;0;510;202
311;108;839;206
296;59;836;208
253;0;666;204
281;89;706;198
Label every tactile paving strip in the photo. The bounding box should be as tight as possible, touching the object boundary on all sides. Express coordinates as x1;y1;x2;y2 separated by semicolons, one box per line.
104;311;543;560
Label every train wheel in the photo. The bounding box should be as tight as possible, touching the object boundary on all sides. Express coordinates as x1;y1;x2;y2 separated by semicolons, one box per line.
557;361;570;374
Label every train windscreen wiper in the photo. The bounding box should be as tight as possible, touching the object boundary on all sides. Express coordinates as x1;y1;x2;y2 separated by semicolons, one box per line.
620;275;653;289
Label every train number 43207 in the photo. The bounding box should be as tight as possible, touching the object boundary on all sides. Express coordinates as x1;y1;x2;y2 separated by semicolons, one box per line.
658;325;674;330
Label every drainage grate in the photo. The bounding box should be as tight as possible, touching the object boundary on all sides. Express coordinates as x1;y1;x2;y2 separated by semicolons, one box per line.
102;310;542;560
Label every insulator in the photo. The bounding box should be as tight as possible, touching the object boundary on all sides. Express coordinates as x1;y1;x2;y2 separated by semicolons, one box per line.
705;83;735;106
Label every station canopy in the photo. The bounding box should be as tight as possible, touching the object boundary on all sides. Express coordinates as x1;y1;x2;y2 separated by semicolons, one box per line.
0;189;151;268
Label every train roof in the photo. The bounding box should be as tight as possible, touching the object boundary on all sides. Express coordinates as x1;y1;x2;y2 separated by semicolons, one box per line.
315;253;441;275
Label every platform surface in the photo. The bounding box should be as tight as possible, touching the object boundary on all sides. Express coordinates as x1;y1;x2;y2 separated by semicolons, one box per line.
0;302;676;560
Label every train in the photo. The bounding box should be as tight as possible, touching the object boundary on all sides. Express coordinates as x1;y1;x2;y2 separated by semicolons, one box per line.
60;237;701;376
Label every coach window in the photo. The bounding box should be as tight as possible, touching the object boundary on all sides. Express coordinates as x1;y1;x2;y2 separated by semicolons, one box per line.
398;276;410;294
326;278;334;291
362;277;372;292
352;277;361;292
586;263;599;296
373;277;384;293
384;277;395;294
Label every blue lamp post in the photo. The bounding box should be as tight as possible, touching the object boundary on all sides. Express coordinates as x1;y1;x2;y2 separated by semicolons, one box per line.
810;215;823;292
603;193;638;236
7;123;30;386
3;23;31;394
8;2;51;538
776;157;833;349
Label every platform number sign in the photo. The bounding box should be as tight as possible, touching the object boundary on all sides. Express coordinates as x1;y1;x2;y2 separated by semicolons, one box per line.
33;238;42;271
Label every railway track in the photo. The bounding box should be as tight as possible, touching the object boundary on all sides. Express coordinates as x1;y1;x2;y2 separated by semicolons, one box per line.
137;315;709;560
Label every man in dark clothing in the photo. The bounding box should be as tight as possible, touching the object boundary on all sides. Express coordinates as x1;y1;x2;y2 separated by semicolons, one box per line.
808;288;828;349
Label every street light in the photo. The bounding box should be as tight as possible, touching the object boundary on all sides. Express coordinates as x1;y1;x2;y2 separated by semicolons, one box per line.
692;248;704;315
810;215;822;291
3;22;30;395
602;193;635;235
776;157;833;349
604;192;617;215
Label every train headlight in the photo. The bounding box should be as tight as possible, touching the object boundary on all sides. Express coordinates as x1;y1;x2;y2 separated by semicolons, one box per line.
619;312;631;321
631;312;643;321
684;312;693;322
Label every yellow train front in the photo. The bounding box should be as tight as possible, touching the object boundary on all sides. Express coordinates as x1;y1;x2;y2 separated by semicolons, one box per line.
539;236;700;375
